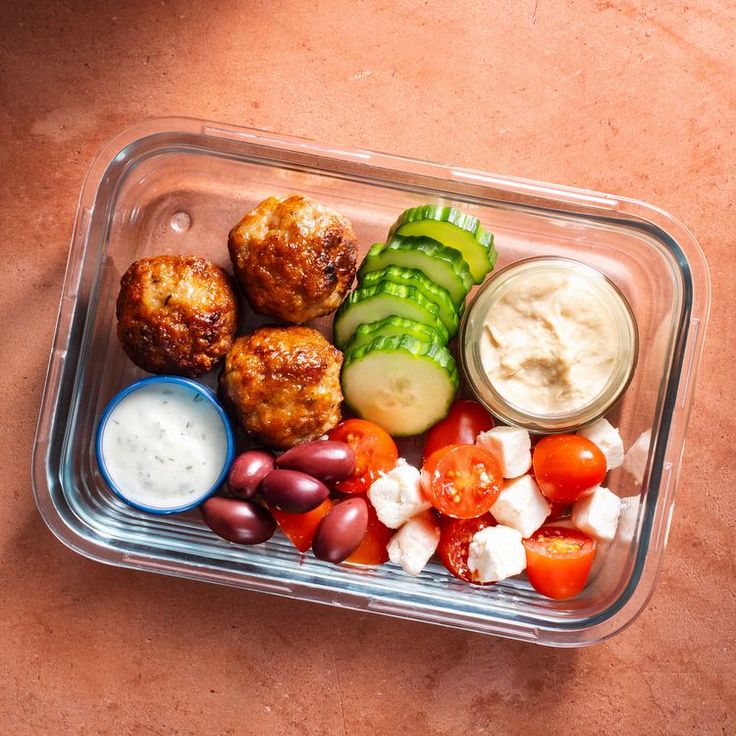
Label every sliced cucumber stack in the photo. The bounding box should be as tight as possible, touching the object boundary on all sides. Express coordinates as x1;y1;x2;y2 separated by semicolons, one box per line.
341;335;459;436
360;266;460;338
344;315;446;351
358;237;473;307
333;281;449;348
389;205;496;284
334;202;495;437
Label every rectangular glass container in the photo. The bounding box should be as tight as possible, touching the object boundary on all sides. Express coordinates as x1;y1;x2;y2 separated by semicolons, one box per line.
32;118;710;647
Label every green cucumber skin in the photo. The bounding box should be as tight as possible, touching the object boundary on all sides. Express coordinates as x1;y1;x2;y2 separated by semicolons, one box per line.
389;205;496;283
359;266;459;338
390;205;484;238
333;281;449;348
341;335;459;437
343;334;459;380
357;237;473;306
342;315;445;352
480;230;497;270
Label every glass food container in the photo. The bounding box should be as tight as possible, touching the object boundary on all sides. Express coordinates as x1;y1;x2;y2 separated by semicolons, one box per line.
32;118;710;647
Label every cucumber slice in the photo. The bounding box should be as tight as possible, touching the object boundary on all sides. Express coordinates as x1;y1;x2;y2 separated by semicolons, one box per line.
333;281;449;348
390;205;496;284
344;315;446;351
359;266;459;338
341;335;459;437
357;236;473;307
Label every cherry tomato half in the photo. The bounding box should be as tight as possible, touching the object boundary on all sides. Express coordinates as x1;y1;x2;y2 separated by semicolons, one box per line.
346;501;393;565
533;434;606;504
271;498;333;552
524;525;596;600
437;514;496;583
423;400;495;460
421;444;502;519
328;419;399;494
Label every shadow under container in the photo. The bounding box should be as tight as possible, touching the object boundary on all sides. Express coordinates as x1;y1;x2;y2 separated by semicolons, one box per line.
32;118;710;647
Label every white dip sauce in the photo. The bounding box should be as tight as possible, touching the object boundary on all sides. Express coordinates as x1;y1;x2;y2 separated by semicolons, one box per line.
101;382;228;509
480;270;619;415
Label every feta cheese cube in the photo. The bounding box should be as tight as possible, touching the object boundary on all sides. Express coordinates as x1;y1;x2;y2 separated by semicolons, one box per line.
624;429;651;486
367;459;430;529
386;511;440;577
577;418;624;470
572;485;622;542
467;525;526;583
490;475;550;538
476;426;531;478
617;495;641;544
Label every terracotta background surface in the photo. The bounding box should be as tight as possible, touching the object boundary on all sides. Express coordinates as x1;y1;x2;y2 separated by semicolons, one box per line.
1;1;734;734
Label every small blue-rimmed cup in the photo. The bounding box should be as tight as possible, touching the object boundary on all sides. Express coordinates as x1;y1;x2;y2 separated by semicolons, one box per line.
96;375;235;514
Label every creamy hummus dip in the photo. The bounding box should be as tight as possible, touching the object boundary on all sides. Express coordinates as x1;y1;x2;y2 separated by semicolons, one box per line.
479;270;619;415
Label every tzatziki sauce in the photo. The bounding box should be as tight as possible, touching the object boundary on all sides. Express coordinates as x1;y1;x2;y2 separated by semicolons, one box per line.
100;380;230;510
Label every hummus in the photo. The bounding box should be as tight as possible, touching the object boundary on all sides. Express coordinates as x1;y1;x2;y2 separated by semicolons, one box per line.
479;270;619;415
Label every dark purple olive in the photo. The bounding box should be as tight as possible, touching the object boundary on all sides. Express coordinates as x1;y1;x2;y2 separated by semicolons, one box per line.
227;450;275;499
312;497;369;564
260;469;329;513
276;440;356;483
201;497;276;545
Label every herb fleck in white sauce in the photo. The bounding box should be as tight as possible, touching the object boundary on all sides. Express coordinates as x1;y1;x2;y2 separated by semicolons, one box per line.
101;383;228;509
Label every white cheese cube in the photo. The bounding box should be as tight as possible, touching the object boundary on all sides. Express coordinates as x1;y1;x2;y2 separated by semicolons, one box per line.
476;426;531;478
490;475;550;538
386;511;440;577
572;485;622;542
467;525;526;583
577;418;624;470
624;429;651;486
367;458;430;529
617;495;641;544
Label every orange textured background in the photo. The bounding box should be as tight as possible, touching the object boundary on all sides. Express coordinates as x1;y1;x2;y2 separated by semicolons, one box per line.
1;1;734;734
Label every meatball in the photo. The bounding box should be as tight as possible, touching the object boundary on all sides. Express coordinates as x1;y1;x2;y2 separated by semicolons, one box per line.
116;255;238;377
219;326;343;449
228;195;358;323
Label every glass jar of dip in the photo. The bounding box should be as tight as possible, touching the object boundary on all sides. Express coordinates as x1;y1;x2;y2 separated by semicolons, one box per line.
459;257;638;433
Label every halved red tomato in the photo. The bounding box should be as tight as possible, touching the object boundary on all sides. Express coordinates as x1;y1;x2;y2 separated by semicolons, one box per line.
533;434;606;504
524;525;596;600
421;444;502;519
328;419;399;494
346;501;393;565
271;498;333;552
437;514;496;583
423;400;495;460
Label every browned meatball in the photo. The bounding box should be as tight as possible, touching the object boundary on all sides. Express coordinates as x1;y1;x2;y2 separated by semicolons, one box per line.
228;195;358;323
219;326;343;449
116;255;238;377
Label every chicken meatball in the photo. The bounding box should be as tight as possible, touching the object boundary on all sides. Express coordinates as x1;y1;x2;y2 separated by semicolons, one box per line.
228;195;358;323
116;255;238;377
219;326;343;449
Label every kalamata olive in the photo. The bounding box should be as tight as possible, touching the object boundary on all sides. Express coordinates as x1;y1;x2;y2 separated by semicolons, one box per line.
312;497;369;563
276;440;356;483
260;469;329;513
227;450;275;499
200;497;276;545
